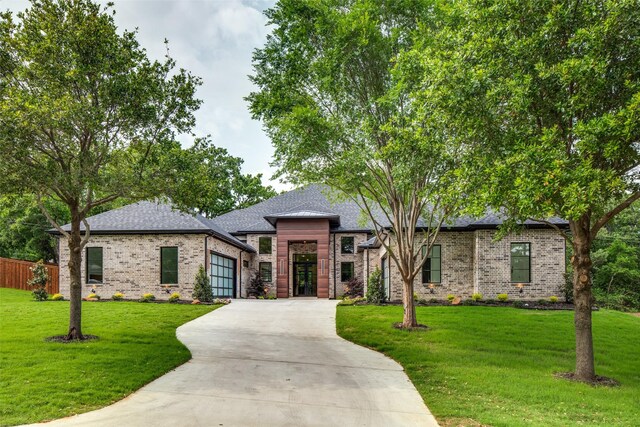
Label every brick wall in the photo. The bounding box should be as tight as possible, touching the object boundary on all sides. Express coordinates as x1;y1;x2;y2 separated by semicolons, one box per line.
474;229;566;299
332;233;369;298
59;234;206;300
243;234;277;297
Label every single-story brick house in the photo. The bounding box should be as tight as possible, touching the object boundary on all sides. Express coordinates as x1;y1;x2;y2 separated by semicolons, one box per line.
53;185;567;301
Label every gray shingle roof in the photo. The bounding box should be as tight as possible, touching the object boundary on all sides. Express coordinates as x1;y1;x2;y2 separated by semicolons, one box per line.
53;201;255;252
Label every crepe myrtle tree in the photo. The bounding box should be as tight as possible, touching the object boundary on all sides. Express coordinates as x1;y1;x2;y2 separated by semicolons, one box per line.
248;0;465;327
410;0;640;381
0;0;202;340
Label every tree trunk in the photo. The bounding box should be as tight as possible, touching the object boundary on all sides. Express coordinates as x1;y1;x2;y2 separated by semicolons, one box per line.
402;276;418;328
66;215;84;340
570;219;595;382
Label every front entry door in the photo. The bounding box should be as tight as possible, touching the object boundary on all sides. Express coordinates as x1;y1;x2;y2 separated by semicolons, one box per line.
293;254;317;296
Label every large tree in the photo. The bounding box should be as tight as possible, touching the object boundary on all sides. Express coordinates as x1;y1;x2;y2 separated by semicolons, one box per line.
248;0;463;327
164;138;277;218
0;0;201;339
411;0;639;381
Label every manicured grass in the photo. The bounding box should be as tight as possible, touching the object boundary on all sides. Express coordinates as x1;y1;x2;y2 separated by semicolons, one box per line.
337;305;640;427
0;289;218;426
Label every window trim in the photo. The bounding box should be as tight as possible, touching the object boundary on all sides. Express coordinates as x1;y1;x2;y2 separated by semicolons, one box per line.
421;244;441;284
340;261;354;282
258;236;272;254
85;247;104;284
510;242;531;283
160;246;179;285
340;236;355;254
259;262;273;283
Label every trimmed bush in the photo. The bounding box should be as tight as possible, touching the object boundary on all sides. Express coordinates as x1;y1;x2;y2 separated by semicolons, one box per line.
168;292;180;303
447;294;456;302
549;295;559;303
51;293;64;301
28;260;49;301
497;293;509;302
365;267;386;304
112;292;124;301
513;300;525;308
247;270;266;298
87;293;100;300
344;277;364;298
471;292;483;301
192;265;213;302
140;293;155;302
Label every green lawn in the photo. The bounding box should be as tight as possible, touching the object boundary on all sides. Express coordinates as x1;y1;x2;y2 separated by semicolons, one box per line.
0;288;218;426
337;305;640;427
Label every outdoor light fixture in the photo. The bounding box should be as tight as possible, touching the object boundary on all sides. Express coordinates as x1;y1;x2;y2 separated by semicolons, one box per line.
516;283;524;293
428;283;435;294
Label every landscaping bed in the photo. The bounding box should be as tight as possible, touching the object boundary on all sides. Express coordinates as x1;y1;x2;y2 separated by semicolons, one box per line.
0;288;219;426
336;305;640;427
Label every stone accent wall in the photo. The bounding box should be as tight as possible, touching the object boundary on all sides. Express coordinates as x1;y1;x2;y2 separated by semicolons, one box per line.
245;234;277;297
474;229;566;299
332;233;369;298
59;234;206;300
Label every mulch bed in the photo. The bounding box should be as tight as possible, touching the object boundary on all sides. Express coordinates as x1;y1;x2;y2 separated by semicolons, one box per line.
82;299;217;305
554;372;620;387
367;300;590;311
45;334;99;344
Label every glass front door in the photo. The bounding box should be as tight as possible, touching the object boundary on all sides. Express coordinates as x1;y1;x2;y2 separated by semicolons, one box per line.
293;253;317;296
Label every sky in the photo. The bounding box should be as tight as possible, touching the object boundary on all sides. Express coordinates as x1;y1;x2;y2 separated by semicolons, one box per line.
1;0;291;191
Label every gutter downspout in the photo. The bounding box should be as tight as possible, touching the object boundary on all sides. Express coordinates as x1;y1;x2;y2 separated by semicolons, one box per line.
204;235;208;272
332;233;337;299
239;250;244;299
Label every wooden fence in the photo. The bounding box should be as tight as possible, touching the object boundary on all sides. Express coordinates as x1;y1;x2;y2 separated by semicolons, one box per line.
0;257;60;294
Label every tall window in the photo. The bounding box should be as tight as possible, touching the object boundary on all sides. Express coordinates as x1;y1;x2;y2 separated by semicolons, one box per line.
86;247;103;284
161;247;178;284
422;245;441;283
259;237;272;254
341;262;354;282
341;236;354;254
259;262;272;282
511;243;531;283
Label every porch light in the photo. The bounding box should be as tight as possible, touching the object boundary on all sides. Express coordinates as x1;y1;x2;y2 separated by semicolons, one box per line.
428;283;435;294
515;283;524;293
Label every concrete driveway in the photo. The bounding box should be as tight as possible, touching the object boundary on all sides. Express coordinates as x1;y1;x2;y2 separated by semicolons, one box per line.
32;300;438;426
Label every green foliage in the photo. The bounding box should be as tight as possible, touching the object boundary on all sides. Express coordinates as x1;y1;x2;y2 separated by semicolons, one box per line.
248;0;466;326
549;296;559;304
446;294;455;302
365;267;386;304
112;292;124;301
168;292;180;303
513;300;525;309
337;296;365;306
87;293;100;300
51;293;64;301
471;292;483;301
192;265;213;303
497;294;509;302
161;138;277;218
140;293;155;303
28;260;49;301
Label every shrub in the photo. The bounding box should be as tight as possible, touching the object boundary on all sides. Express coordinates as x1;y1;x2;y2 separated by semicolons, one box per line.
28;260;49;301
140;293;155;302
338;296;365;306
513;300;525;308
497;293;508;302
168;292;180;303
549;296;559;303
213;298;231;305
247;270;266;298
87;293;100;300
365;267;386;304
413;292;419;302
485;298;496;304
192;265;213;303
51;293;64;301
112;292;124;301
428;298;438;303
471;292;483;301
267;295;277;300
344;277;364;298
537;298;549;305
563;272;574;303
447;294;455;302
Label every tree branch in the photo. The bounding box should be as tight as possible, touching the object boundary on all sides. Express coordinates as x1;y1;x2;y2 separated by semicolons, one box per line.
590;191;640;240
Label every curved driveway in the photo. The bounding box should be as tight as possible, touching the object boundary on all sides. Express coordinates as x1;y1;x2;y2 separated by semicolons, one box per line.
33;300;438;426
